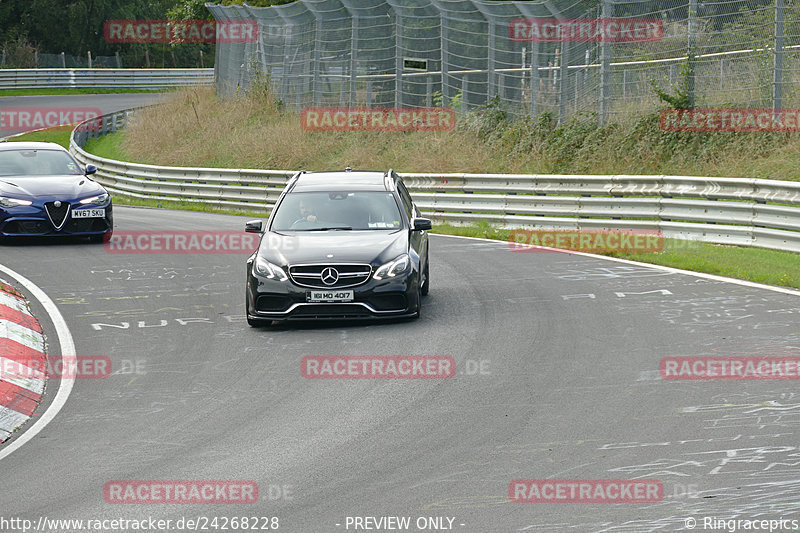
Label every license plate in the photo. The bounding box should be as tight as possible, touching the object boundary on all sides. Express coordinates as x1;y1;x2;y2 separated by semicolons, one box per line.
72;208;105;218
306;290;354;303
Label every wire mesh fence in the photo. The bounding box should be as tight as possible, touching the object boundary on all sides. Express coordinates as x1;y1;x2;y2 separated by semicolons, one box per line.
207;0;800;125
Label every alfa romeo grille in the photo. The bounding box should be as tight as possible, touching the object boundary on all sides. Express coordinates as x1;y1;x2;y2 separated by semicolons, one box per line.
289;264;372;288
45;201;70;230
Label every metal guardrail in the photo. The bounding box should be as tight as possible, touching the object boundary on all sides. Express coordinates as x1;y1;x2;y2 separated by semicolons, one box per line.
0;68;214;89
70;109;800;253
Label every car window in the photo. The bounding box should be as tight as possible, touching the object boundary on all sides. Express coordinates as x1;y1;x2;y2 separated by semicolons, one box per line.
0;149;83;176
271;191;403;231
396;181;414;221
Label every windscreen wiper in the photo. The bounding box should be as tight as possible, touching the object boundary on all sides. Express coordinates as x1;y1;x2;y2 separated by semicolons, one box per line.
306;226;353;231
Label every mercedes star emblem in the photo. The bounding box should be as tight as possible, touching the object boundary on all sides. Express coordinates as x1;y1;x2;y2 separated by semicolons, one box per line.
321;267;339;286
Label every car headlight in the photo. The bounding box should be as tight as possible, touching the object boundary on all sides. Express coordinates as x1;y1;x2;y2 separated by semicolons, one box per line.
79;193;110;205
0;196;32;208
373;254;410;280
254;256;288;281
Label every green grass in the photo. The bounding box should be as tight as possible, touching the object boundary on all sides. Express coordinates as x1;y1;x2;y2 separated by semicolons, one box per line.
3;126;73;148
0;88;163;97
83;133;128;160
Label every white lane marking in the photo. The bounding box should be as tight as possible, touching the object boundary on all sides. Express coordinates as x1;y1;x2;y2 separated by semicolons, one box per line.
0;357;46;394
435;234;800;298
0;264;75;461
0;319;44;351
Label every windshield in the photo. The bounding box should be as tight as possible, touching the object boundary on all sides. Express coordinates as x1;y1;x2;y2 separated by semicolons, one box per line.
0;149;83;177
271;191;403;231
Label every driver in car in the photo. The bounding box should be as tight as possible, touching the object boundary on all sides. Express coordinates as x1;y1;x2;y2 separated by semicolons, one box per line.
298;198;317;223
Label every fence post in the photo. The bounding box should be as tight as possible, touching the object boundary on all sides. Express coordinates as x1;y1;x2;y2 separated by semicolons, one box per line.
366;80;373;106
529;40;539;118
461;75;468;110
313;20;322;106
280;28;291;103
350;15;359;107
440;10;449;106
487;21;496;100
87;51;92;68
687;0;697;108
558;44;568;124
426;76;432;106
623;69;631;99
395;13;403;107
774;0;785;113
599;0;612;125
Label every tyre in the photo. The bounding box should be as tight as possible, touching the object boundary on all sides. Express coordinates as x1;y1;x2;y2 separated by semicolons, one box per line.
420;255;430;296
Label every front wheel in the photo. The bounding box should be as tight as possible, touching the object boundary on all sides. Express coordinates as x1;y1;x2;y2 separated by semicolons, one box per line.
420;256;430;296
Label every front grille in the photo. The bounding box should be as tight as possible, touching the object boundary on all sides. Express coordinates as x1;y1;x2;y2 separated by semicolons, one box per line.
3;220;50;234
44;201;70;230
289;263;372;288
63;218;110;233
292;305;371;318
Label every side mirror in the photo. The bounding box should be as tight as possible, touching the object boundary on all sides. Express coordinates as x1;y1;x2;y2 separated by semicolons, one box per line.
85;164;97;175
412;217;432;231
245;220;264;234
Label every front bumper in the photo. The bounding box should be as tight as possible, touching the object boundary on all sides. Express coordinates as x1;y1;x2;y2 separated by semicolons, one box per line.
246;267;420;321
0;203;113;237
